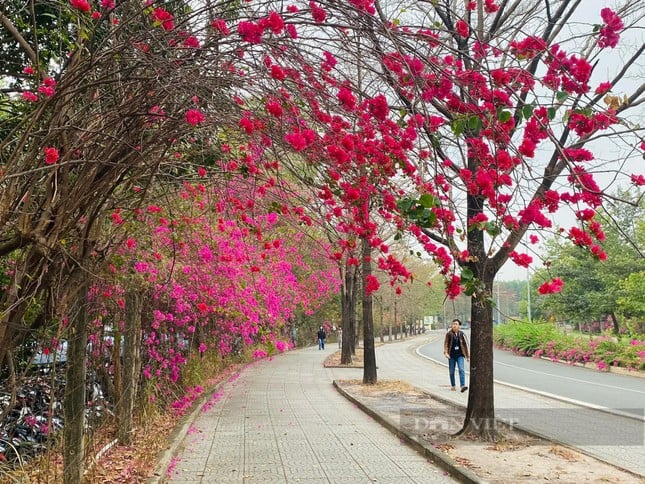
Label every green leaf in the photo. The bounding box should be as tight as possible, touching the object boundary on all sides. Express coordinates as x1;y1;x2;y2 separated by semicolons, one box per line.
464;286;476;296
498;110;512;122
547;107;557;120
451;118;465;137
397;198;414;212
556;91;569;102
485;222;501;237
418;193;436;208
467;115;482;132
521;104;534;120
461;267;474;282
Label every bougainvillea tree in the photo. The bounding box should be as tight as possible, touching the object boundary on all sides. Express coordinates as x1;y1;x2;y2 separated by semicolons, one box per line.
91;177;339;408
204;0;645;436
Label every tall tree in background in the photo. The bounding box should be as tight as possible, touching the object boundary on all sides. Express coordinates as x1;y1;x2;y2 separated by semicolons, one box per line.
534;191;644;332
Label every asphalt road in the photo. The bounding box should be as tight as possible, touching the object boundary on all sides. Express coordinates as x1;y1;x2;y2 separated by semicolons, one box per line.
418;330;645;420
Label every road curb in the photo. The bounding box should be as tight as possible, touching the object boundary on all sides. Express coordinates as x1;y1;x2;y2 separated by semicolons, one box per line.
332;380;486;484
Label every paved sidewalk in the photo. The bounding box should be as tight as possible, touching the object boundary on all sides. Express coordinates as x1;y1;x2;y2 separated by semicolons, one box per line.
152;334;644;483
154;345;458;483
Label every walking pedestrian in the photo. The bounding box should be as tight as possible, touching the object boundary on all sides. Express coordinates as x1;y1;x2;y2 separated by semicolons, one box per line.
443;319;469;392
317;325;326;350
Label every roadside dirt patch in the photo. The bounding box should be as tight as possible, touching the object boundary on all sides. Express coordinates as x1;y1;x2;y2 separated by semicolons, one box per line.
323;349;364;368
336;379;641;483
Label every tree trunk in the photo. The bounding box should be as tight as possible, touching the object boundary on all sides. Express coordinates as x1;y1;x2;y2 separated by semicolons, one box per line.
340;264;354;365
361;236;377;384
117;291;143;444
459;275;497;440
340;261;360;363
609;312;620;336
64;275;89;484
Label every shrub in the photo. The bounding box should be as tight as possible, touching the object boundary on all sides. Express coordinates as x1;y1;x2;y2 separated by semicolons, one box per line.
494;321;645;372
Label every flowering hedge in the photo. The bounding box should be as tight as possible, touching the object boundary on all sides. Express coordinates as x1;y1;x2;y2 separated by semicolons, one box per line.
494;321;645;371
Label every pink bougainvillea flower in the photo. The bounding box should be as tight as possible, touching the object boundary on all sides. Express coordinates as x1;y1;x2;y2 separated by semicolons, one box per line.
185;108;205;126
70;0;91;13
44;146;60;164
100;0;115;8
22;65;35;75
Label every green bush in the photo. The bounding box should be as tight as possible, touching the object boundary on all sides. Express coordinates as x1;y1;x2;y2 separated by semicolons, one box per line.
493;320;559;356
494;321;645;371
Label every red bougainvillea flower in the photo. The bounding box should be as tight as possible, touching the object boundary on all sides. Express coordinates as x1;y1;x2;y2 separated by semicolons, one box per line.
265;99;283;117
631;174;645;186
446;275;461;299
44;147;60;164
455;20;470;38
184;36;200;48
37;77;56;97
22;65;35;75
152;7;174;31
538;278;564;294
111;210;123;225
70;0;91;12
100;0;115;8
594;81;612;94
210;19;230;36
509;251;533;268
309;2;327;23
365;274;380;295
22;91;38;102
238;21;263;44
598;8;623;48
185;109;205;126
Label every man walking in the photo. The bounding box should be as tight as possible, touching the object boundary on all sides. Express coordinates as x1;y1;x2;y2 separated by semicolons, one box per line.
443;319;469;392
317;325;326;350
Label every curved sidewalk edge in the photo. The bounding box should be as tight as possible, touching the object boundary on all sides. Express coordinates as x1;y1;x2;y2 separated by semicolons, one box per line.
332;380;485;484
